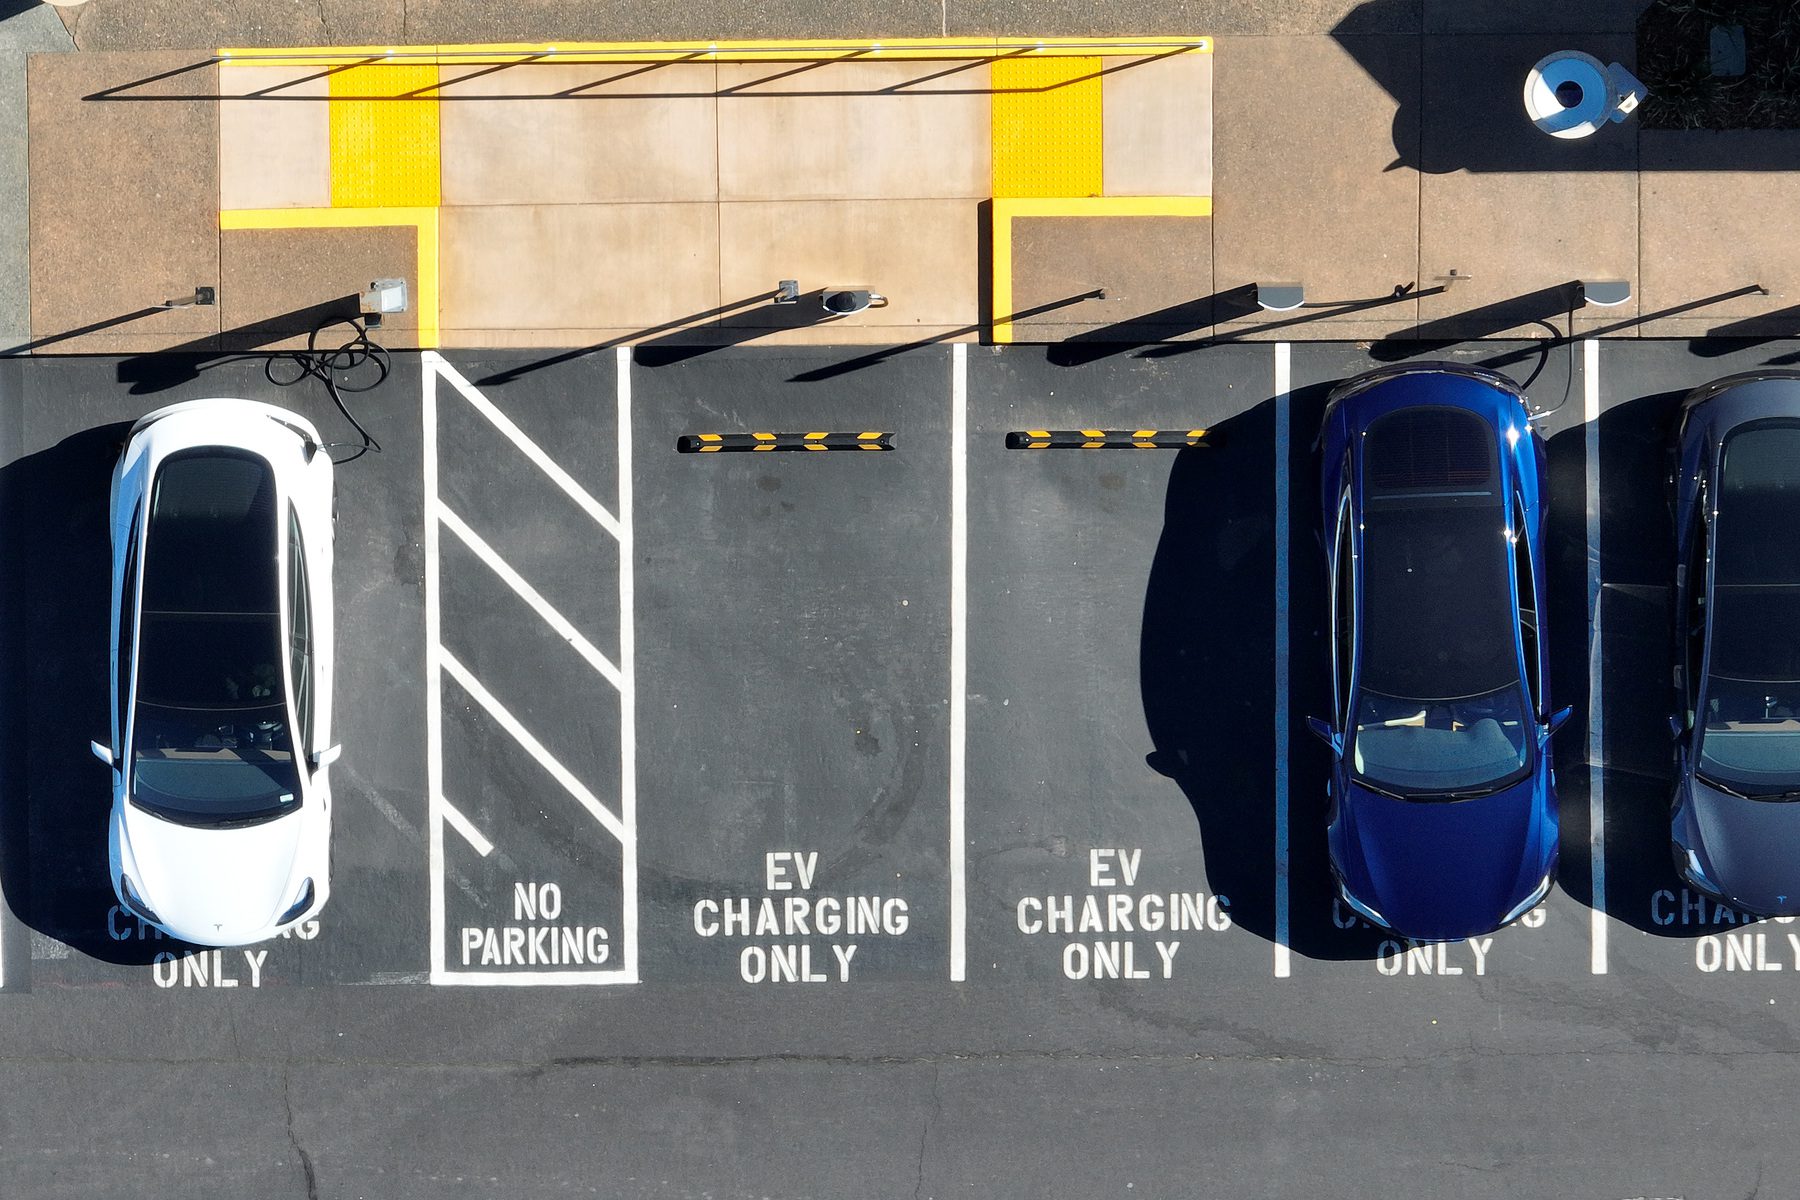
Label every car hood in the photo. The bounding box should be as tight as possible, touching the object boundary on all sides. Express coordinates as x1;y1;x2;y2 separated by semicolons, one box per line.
1686;777;1800;915
118;803;307;945
1335;775;1552;941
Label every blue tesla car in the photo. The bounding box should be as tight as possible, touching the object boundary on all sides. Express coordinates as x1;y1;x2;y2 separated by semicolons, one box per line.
1311;363;1570;941
1669;371;1800;915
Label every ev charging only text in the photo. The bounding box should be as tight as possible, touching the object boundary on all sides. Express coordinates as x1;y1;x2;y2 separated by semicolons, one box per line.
692;851;909;983
1015;848;1227;981
1650;888;1800;973
110;906;322;989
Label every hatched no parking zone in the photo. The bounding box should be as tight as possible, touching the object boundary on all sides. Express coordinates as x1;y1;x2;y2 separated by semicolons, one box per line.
422;350;637;985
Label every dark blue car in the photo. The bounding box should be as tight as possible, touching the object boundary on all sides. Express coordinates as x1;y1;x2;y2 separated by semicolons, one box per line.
1311;363;1570;942
1670;371;1800;915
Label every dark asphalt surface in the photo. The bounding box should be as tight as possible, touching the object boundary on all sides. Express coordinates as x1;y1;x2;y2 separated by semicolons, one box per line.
0;334;1795;1198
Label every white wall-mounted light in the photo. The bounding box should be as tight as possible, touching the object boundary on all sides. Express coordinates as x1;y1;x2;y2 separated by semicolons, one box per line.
1254;283;1306;312
1576;280;1632;307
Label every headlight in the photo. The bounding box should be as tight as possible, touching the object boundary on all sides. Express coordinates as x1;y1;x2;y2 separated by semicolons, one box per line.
120;875;162;926
1680;848;1720;895
1501;872;1554;926
277;879;315;926
1338;883;1390;929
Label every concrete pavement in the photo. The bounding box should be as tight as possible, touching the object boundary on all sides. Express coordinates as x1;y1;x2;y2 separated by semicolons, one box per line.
13;5;1800;355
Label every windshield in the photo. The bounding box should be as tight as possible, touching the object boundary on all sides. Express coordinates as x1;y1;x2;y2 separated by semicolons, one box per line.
129;450;300;827
131;700;299;825
1698;423;1800;800
1352;686;1532;798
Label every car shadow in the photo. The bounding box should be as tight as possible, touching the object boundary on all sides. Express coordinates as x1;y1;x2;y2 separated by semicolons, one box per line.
1559;386;1752;939
0;422;204;965
1139;388;1388;961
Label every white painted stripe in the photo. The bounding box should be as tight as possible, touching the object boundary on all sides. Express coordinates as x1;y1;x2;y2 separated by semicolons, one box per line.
441;649;627;843
439;796;495;858
432;354;622;540
949;342;968;983
616;344;640;985
434;968;639;986
1273;342;1292;980
1584;336;1608;976
423;353;448;982
438;504;623;690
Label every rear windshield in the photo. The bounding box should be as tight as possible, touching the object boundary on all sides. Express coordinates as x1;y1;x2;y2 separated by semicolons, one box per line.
130;450;298;827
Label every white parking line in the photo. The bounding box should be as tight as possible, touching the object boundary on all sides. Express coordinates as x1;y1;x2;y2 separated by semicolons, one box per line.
440;796;496;858
616;344;639;985
1273;342;1292;980
425;354;449;981
438;503;624;689
1584;336;1608;976
441;649;627;843
434;356;622;540
950;342;968;984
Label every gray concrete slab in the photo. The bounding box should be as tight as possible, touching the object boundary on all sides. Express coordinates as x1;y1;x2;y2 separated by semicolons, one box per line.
54;0;1419;47
0;5;72;352
1421;0;1652;34
1212;34;1421;341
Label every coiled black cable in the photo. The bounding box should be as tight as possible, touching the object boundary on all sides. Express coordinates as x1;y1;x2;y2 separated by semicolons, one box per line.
264;315;387;464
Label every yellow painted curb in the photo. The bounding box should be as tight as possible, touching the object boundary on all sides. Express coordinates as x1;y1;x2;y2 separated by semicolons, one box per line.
990;196;1212;344
219;207;439;348
218;36;1211;67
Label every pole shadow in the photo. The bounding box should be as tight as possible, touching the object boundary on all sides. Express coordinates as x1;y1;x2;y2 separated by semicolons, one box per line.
1371;284;1578;360
0;308;166;357
0;422;196;965
84;46;1189;103
1690;306;1800;357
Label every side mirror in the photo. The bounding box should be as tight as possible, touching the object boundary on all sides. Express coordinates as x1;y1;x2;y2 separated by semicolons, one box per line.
1306;717;1342;757
312;744;343;768
1668;714;1686;742
90;740;114;766
1544;706;1574;737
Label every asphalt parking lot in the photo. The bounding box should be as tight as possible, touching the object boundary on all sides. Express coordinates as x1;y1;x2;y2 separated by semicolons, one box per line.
2;334;1799;1197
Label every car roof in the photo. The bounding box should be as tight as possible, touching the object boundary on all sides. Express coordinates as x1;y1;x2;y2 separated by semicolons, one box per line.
1357;407;1519;701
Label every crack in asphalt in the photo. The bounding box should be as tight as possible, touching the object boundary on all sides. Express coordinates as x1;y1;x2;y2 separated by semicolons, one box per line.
914;1064;942;1200
7;1040;1799;1073
282;1067;320;1200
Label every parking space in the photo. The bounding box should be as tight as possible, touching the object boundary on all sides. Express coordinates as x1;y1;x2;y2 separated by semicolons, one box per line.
964;344;1275;988
0;351;428;989
423;352;633;984
1590;340;1800;986
630;346;954;983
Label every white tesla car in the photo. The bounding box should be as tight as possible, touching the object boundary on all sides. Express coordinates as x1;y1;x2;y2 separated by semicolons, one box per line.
92;399;337;946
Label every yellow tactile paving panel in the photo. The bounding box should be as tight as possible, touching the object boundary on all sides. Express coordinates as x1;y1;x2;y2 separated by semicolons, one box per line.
329;62;441;207
991;57;1104;199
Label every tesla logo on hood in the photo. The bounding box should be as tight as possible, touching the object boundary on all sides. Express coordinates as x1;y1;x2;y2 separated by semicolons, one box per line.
214;923;223;932
1780;896;1789;906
